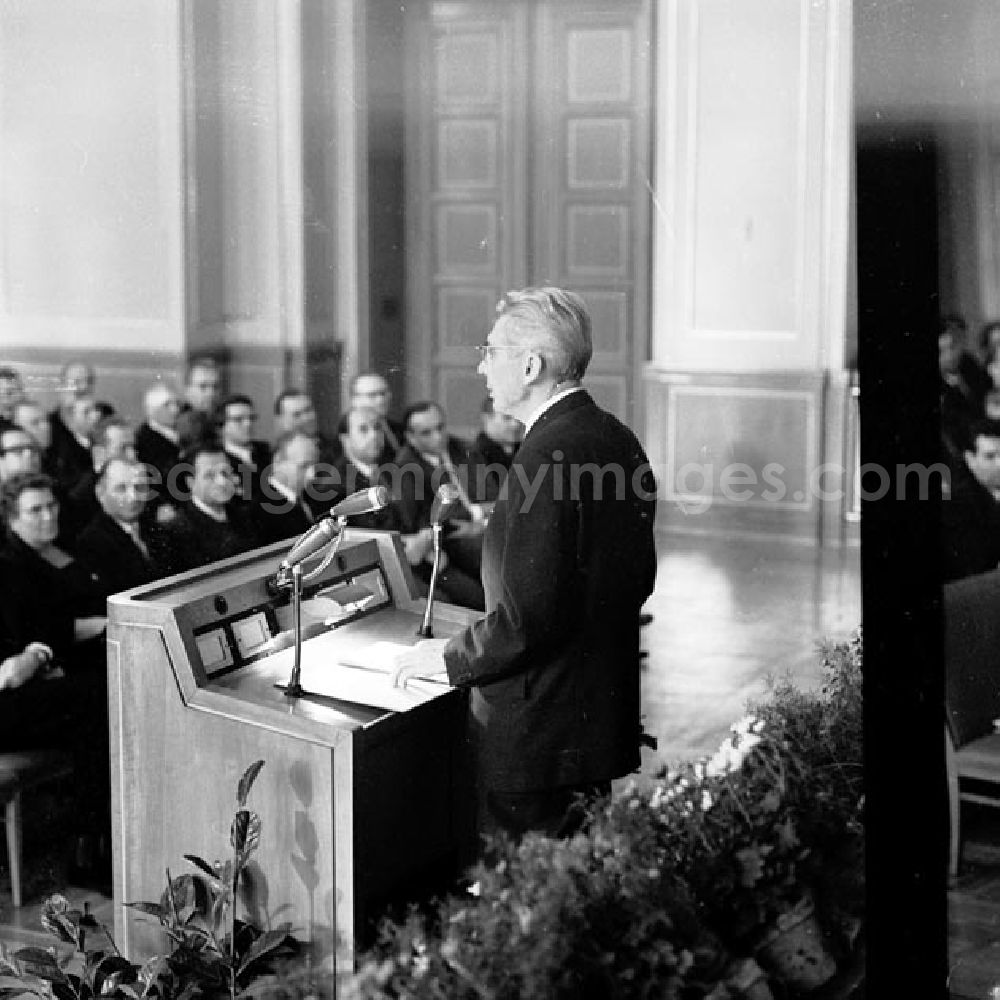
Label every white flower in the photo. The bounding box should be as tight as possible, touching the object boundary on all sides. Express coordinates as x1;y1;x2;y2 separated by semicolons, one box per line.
731;715;758;736
701;790;713;810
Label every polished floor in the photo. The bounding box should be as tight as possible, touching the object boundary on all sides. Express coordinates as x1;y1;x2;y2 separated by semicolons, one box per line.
0;530;865;951
636;530;861;774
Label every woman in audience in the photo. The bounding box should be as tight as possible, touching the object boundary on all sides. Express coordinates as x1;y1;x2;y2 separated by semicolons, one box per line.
0;471;111;885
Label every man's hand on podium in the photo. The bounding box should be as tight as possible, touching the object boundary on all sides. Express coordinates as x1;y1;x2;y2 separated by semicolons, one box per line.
391;638;450;689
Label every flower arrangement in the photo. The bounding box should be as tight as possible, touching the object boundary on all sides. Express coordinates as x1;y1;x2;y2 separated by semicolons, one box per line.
344;628;864;999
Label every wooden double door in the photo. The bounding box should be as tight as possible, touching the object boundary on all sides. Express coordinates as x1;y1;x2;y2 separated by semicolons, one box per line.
403;0;651;436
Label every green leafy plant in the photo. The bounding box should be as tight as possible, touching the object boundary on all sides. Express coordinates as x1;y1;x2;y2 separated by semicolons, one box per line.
0;761;307;1000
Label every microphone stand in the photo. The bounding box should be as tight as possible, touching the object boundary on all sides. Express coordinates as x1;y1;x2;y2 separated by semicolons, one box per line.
284;563;305;698
279;519;347;700
417;522;445;638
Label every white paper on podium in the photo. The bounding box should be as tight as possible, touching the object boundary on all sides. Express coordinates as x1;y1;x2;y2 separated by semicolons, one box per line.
262;631;449;712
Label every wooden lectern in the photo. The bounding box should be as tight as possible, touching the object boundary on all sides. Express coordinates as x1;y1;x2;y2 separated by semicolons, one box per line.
107;529;479;986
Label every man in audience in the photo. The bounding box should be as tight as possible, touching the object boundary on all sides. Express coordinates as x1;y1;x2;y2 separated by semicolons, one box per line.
274;388;340;466
941;314;991;462
255;430;321;545
218;393;271;506
0;423;42;486
943;418;1000;581
469;395;523;500
64;416;139;536
177;356;223;451
137;384;183;510
0;367;24;423
45;395;101;494
350;372;405;463
395;401;487;610
12;399;53;465
76;458;164;597
158;443;258;574
49;362;112;450
332;406;398;531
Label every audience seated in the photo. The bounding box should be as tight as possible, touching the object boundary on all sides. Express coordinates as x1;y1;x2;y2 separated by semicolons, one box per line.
0;422;42;489
61;415;138;539
254;430;321;546
332;406;400;531
0;472;111;878
0;367;25;424
943;418;1000;582
75;458;166;597
981;320;1000;362
49;362;113;448
0;473;106;661
14;396;52;462
45;395;101;495
350;372;405;464
986;389;1000;421
394;401;487;610
941;314;992;461
157;443;259;574
469;395;523;501
274;388;341;467
219;393;271;507
176;356;223;452
136;384;183;513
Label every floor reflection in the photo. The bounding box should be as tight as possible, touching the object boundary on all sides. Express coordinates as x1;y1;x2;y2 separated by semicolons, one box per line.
637;532;861;773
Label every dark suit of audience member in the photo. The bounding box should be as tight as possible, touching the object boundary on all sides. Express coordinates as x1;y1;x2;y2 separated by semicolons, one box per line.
942;419;1000;582
0;531;104;660
48;416;94;496
76;510;164;598
470;431;517;502
395;410;487;611
225;439;272;506
330;453;399;532
158;500;257;575
136;421;180;480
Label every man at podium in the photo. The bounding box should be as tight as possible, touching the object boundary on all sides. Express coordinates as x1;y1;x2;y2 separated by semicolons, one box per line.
393;286;657;841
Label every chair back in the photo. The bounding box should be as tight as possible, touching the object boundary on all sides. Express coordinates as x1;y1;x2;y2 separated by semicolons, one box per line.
945;568;1000;747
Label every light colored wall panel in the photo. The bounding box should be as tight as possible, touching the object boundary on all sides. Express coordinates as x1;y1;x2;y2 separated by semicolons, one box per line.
438;368;488;440
645;367;857;545
651;0;852;373
691;0;801;335
438;287;497;348
567;119;630;190
437;120;499;188
0;0;183;350
190;0;275;335
436;204;499;274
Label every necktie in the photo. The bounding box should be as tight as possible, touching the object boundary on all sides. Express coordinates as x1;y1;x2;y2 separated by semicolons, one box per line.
441;455;474;518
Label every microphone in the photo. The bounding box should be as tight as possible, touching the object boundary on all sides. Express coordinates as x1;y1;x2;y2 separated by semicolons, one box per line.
329;484;392;518
430;483;462;526
277;486;392;575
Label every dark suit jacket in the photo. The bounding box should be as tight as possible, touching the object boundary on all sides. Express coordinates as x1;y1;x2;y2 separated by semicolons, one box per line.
0;532;105;661
329;456;400;531
48;418;93;493
443;391;657;793
75;510;165;598
394;438;482;534
469;432;516;502
157;501;258;575
942;464;1000;582
252;480;317;546
136;422;181;486
225;440;272;506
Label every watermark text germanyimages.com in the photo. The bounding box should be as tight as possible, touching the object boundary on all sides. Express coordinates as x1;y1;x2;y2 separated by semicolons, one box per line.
135;456;950;515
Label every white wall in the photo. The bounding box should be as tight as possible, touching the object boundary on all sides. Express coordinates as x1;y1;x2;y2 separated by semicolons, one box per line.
0;0;184;354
